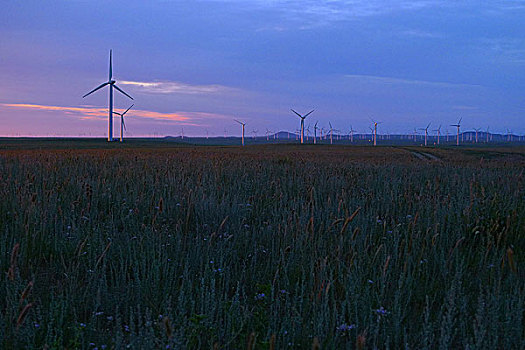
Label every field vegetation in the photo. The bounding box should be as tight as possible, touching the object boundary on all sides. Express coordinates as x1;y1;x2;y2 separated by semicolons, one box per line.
1;141;523;349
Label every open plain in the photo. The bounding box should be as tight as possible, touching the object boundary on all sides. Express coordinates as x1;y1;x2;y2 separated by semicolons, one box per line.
1;140;524;349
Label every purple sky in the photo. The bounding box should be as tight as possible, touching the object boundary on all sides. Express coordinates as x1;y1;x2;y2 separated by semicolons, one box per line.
1;1;524;137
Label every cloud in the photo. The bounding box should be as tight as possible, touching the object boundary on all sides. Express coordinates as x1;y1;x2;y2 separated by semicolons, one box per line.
0;103;229;125
399;30;443;38
119;80;237;95
344;74;482;88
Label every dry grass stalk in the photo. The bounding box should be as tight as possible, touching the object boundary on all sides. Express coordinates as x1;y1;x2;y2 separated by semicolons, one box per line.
356;330;367;350
20;281;33;304
7;243;20;281
269;334;276;350
383;255;391;277
246;332;256;350
95;242;112;268
162;316;172;338
312;336;320;350
17;302;34;329
507;247;516;273
340;207;361;235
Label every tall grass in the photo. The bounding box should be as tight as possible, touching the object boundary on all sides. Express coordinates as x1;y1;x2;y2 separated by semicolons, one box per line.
0;145;523;349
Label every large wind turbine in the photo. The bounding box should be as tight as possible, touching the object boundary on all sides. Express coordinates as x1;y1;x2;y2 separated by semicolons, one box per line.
291;109;314;144
234;119;246;146
83;50;133;142
450;117;462;146
371;119;381;146
113;104;134;142
419;123;431;146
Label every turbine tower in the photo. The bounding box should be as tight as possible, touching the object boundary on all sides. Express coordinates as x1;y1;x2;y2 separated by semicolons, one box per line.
419;123;431;146
450;117;462;146
291;109;314;144
113;104;134;142
329;122;334;145
349;126;356;143
370;119;381;146
234;119;246;146
433;125;441;145
83;50;133;142
313;121;318;144
473;128;481;143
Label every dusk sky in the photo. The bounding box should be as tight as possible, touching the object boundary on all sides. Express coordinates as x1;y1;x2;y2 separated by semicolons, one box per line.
1;0;524;137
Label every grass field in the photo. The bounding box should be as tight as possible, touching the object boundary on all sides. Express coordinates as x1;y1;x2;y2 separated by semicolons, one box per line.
1;141;523;349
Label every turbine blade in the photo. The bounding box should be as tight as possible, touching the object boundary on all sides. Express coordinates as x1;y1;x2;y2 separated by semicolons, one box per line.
113;84;134;100
458;117;462;124
121;104;134;116
123;117;127;131
304;110;314;118
82;82;109;98
290;109;302;117
109;50;113;80
109;49;112;80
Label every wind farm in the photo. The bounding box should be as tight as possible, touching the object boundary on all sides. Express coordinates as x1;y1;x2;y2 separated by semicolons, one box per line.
1;2;524;349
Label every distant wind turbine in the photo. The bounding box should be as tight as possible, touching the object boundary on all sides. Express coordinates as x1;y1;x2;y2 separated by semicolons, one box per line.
113;104;134;142
349;126;356;142
450;117;462;146
419;123;431;146
82;50;133;142
370;119;381;146
291;109;314;144
234;119;246;146
329;122;334;145
313;121;318;144
474;127;481;143
433;125;441;145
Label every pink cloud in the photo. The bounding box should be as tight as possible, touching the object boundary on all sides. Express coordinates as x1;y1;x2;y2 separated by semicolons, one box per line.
0;103;219;124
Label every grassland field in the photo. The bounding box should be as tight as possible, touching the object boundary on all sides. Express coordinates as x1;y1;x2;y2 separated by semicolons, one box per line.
0;140;523;349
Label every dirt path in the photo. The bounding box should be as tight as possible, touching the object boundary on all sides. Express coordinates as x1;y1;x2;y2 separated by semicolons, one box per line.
402;148;442;162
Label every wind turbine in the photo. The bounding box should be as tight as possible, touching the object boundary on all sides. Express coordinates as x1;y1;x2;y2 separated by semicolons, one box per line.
433;125;441;145
306;125;311;142
413;128;419;142
486;126;490;143
450;117;462;146
83;50;133;142
252;129;258;140
474;127;481;143
291;109;314;144
370;119;381;146
313;121;318;144
266;128;271;141
113;104;134;142
349;126;356;143
234;119;246;146
419;123;431;146
329;122;334;145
